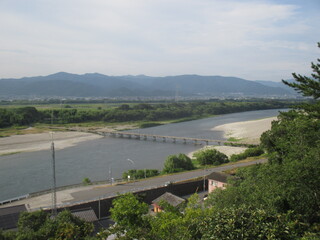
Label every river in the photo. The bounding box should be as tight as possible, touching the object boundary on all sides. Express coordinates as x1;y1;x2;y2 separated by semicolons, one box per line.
0;109;284;201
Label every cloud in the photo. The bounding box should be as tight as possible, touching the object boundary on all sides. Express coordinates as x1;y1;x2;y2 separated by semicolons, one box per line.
0;0;319;80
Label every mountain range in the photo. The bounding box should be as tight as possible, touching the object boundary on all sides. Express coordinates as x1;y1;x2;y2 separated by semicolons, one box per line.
0;72;296;98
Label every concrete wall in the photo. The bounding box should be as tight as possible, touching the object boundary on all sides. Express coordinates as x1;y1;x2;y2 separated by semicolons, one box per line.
59;179;206;219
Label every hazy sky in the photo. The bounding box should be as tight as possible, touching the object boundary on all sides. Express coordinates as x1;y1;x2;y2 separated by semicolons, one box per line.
1;0;319;81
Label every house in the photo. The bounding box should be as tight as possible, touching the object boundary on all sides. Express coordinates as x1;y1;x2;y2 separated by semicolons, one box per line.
207;172;230;193
151;192;186;213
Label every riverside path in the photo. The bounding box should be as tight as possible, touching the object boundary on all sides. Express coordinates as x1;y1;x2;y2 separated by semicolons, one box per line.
0;159;267;211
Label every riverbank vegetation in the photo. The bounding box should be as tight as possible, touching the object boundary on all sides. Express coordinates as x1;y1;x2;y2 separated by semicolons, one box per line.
0;99;296;133
122;147;263;181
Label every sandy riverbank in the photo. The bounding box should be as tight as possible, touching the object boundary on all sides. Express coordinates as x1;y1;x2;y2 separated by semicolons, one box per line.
189;117;277;158
0;132;103;156
212;117;277;144
187;145;247;158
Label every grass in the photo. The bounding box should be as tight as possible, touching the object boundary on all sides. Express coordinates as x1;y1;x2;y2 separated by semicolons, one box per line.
227;137;243;142
139;122;164;128
0;151;22;156
0;112;216;137
0;124;69;137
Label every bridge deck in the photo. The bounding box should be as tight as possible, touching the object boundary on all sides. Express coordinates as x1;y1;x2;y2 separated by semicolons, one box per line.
88;130;256;147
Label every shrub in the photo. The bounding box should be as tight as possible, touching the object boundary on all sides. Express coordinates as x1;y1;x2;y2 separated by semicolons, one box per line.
230;147;264;162
123;169;160;180
82;177;91;185
162;154;195;174
194;148;229;166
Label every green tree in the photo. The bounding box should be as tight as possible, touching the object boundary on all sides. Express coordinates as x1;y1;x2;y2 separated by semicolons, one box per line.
199;205;301;240
18;210;49;233
194;148;228;166
282;42;320;117
283;43;320;100
14;210;94;240
162;153;194;174
109;193;149;238
208;43;320;227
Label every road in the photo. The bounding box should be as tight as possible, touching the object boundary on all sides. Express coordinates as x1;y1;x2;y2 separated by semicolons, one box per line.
1;159;266;211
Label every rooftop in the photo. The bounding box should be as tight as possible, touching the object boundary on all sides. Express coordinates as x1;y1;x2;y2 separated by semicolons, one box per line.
152;192;185;207
207;172;230;183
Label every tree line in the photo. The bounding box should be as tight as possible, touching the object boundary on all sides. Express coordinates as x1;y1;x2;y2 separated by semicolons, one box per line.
0;100;294;128
123;146;263;180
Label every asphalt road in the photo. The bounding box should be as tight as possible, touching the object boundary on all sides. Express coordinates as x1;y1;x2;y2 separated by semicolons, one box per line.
70;159;267;200
1;159;266;210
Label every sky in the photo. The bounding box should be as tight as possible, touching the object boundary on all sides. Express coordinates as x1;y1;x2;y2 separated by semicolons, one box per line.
0;0;319;81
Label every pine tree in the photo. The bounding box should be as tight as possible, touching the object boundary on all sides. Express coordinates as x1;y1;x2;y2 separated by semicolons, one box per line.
282;42;320;117
283;42;320;100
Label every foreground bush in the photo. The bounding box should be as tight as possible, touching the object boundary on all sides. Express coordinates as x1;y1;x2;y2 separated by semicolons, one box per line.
230;146;264;162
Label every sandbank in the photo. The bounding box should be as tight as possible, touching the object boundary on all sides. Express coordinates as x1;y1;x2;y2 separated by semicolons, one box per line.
189;117;277;158
0;132;103;156
212;117;277;144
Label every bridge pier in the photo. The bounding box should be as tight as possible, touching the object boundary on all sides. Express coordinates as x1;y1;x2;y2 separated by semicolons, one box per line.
100;130;255;148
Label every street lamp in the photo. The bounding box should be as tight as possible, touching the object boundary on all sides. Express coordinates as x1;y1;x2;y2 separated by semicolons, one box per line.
127;158;135;166
108;163;114;185
127;158;135;183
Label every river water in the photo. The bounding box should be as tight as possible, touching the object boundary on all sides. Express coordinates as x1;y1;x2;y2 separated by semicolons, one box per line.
0;109;284;201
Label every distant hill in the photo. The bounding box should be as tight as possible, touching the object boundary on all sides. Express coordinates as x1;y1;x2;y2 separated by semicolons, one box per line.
256;80;297;94
0;72;296;98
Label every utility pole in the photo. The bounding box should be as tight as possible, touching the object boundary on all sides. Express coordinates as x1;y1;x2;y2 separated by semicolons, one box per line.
109;164;113;185
203;158;206;192
50;132;57;217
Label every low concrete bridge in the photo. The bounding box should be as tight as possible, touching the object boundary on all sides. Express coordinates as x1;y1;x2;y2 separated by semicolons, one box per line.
90;130;255;147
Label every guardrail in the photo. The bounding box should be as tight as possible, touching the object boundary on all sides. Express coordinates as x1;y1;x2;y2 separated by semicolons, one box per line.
0;194;30;206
